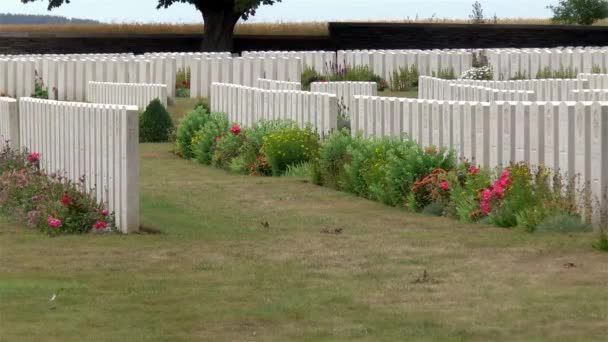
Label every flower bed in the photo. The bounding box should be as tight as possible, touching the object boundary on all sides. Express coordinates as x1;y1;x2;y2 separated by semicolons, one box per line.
174;104;606;249
0;146;115;235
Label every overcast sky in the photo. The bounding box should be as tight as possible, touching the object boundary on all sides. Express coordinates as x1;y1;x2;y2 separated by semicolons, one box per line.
6;0;555;23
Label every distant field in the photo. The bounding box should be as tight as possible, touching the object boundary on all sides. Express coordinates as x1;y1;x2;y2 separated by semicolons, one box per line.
2;18;608;36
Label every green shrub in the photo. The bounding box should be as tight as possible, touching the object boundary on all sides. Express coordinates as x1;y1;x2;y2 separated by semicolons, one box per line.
301;67;324;90
380;144;455;207
342;137;456;207
317;129;354;189
446;164;493;221
193;112;230;165
389;65;419;92
195;97;211;113
262;125;319;176
212;128;244;169
488;164;537;227
139;99;174;143
175;105;211;159
238;120;298;176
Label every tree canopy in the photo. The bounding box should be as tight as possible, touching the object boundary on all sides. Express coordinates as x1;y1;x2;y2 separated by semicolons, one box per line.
548;0;608;25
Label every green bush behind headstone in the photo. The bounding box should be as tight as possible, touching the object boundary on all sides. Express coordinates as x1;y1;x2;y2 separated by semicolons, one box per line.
139;99;174;143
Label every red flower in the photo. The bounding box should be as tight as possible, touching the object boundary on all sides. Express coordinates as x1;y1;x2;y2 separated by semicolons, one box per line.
102;210;109;217
468;166;479;175
61;193;73;206
440;181;450;191
47;216;62;228
94;221;107;230
27;152;40;163
231;125;241;135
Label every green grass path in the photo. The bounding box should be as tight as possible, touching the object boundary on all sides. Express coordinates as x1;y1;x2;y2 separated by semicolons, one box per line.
1;144;607;341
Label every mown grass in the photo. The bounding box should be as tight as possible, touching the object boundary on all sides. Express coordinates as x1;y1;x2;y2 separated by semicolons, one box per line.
2;143;607;341
1;99;607;341
2;18;608;36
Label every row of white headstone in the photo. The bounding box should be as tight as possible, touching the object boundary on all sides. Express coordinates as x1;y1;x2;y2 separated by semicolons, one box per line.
486;47;608;80
577;73;608;89
189;56;303;98
86;82;168;109
570;89;608;101
0;55;177;101
0;96;140;233
310;81;377;113
210;82;338;135
350;95;608;222
241;51;335;74
445;85;535;102
336;49;474;81
419;76;591;101
256;78;302;91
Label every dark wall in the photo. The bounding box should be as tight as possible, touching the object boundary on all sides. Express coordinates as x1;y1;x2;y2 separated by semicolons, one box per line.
1;23;608;55
329;23;608;50
0;32;332;55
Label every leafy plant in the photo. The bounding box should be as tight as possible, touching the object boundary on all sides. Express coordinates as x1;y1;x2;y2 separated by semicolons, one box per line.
389;65;419;92
261;125;319;176
193;112;230;165
31;71;49;99
301;67;324;90
0;146;115;235
432;67;457;80
284;162;313;178
212;126;244;169
535;66;577;79
139;99;174;143
175;105;211;159
238;120;298;176
317;129;354;189
176;68;191;98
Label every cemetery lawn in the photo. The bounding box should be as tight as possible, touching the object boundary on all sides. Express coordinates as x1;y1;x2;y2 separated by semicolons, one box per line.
1;143;607;341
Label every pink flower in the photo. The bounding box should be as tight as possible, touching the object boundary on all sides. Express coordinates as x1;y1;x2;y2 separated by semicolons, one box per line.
28;152;40;163
440;181;450;191
47;216;62;228
500;169;511;180
94;221;107;230
31;195;39;202
480;201;491;215
482;189;493;202
101;210;109;217
493;184;505;199
469;166;479;175
498;177;511;188
215;137;221;143
231;125;241;135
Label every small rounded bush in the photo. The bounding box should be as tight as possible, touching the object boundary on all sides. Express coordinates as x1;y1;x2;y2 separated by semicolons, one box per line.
175;105;210;159
139;99;174;143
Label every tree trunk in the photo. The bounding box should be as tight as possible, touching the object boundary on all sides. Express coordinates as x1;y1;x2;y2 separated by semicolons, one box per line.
200;9;240;52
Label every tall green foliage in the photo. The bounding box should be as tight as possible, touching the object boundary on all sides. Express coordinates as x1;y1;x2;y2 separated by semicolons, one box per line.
139;99;174;143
